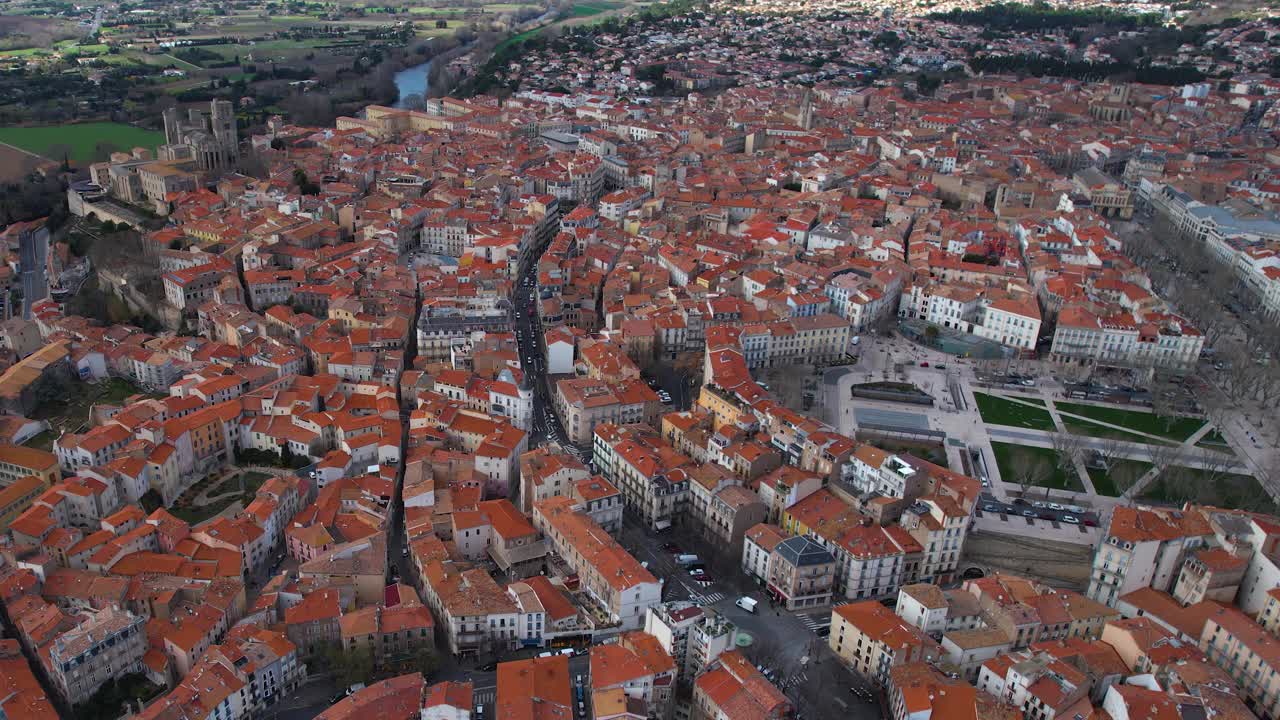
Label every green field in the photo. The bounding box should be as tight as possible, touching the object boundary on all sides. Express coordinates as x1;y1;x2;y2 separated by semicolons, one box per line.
0;122;164;164
1197;429;1231;449
1062;418;1172;445
495;26;544;51
1140;468;1275;514
571;2;616;15
1;41;109;58
1088;459;1152;497
974;392;1056;431
990;441;1083;493
1055;402;1207;442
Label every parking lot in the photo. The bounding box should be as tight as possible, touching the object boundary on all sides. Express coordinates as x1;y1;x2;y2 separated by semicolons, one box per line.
977;494;1100;528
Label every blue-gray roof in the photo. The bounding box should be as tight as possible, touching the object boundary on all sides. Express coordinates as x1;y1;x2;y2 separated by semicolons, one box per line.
774;535;834;567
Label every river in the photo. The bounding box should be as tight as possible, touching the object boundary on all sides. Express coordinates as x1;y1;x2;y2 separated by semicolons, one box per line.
392;59;433;108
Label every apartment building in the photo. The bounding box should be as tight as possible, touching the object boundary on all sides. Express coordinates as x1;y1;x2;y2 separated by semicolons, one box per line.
571;475;624;533
590;632;677;720
1087;506;1213;608
283;588;343;656
900;496;969;585
1199;605;1280;719
887;662;1022;720
339;603;436;668
420;560;519;657
698;485;767;560
976;650;1093;720
557;378;658;447
742;523;788;583
46;608;147;705
691;650;791;720
0;639;59;720
829;600;941;686
0;445;60;486
518;447;591;513
534;496;662;631
643;603;738;684
497;654;573;719
0;475;45;533
593;423;691;532
767;535;836;611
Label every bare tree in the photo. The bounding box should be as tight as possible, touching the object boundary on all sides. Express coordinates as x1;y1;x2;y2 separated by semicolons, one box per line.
1145;442;1189;503
1050;431;1086;483
1109;459;1145;501
1011;448;1054;499
1162;464;1200;507
1147;372;1184;433
1096;436;1128;471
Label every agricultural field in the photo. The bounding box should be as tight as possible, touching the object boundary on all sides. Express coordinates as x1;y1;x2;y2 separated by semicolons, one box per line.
572;2;618;16
0;0;551;128
0;122;164;164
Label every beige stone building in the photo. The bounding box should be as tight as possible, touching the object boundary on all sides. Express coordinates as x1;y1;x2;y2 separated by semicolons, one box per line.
1199;605;1280;719
46;608;147;705
829;600;941;685
767;535;835;611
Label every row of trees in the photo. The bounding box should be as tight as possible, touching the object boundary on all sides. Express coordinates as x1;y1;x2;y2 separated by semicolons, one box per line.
1009;431;1256;509
312;642;438;688
1126;213;1280;418
967;54;1206;85
929;2;1164;32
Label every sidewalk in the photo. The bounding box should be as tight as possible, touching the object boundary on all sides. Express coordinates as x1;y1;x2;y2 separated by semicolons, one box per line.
1122;423;1218;500
1042;398;1098;496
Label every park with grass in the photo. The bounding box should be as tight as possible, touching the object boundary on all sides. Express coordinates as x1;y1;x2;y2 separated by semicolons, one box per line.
32;377;161;434
990;441;1084;493
1054;401;1207;442
1139;468;1276;514
973;392;1055;430
167;470;274;524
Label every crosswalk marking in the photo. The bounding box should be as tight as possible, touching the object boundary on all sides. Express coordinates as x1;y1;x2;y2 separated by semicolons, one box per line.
797;613;830;632
474;688;495;706
780;671;809;689
691;591;725;605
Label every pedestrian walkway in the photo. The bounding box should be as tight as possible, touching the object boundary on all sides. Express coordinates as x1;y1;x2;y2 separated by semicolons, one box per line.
796;612;830;633
473;686;495;707
780;670;810;690
1042;397;1099;496
691;590;726;605
1122;422;1218;500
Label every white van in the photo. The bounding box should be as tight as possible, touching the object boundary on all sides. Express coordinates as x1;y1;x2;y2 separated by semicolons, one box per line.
736;596;758;613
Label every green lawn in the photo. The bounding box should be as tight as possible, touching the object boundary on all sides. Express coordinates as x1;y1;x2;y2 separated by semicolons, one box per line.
571;2;616;16
22;430;57;452
1087;459;1152;497
77;672;165;720
1197;429;1232;449
495;27;544;51
209;471;271;498
1140;468;1276;514
1062;418;1173;445
1054;402;1206;442
0;47;50;57
0;123;164;164
990;441;1084;493
974;392;1056;431
33;377;157;430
